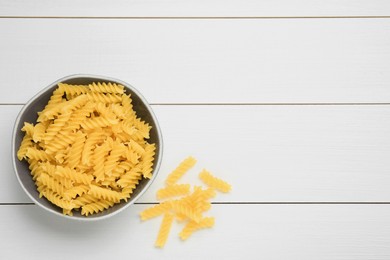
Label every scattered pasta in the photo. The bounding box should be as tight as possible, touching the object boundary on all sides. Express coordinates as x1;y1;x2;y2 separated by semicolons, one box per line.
140;157;232;248
17;82;156;216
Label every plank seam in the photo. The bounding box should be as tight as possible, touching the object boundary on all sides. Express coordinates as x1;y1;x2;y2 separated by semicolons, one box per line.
3;103;390;106
1;16;390;19
2;202;390;206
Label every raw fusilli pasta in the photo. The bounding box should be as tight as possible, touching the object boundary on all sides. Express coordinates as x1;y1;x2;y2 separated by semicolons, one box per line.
165;156;196;186
17;82;156;216
155;213;174;248
199;169;232;193
179;217;215;240
156;184;191;200
140;156;232;247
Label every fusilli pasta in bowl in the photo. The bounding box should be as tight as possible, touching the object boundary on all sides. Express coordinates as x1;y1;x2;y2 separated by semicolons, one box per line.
12;74;163;220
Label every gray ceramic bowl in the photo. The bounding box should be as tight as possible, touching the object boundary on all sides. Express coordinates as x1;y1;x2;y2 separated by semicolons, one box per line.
12;74;163;220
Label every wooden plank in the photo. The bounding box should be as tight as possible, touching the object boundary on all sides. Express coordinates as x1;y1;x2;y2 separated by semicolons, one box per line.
1;0;390;17
4;105;390;203
0;204;390;259
1;19;390;104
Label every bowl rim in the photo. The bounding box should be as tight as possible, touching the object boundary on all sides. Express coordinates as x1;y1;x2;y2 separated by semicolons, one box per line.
12;74;163;221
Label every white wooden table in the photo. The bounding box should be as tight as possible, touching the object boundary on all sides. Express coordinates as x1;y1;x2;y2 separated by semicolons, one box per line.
1;1;390;259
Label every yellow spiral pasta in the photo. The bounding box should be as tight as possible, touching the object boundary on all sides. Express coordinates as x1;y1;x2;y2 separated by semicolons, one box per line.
45;131;76;155
169;200;202;223
179;217;215;240
63;102;95;132
140;202;171;221
25;147;54;162
80;116;119;131
81;131;106;165
89;82;124;94
54;166;93;185
43;111;72;143
63;185;89;200
39;188;75;210
110;103;127;119
156;184;191;200
61;94;89;113
21;122;35;137
86;92;122;104
73;194;99;209
104;143;126;176
116;167;142;188
165;156;197;186
88;184;123;203
17;82;156;217
199;169;232;193
66;131;86;169
41;162;73;189
37;87;65;122
142;143;156;179
58;83;89;96
17;135;33;161
32;121;50;143
125;149;140;165
81;200;115;216
128;139;145;156
139;156;232;248
37;173;65;197
155;213;174;248
95;102;117;121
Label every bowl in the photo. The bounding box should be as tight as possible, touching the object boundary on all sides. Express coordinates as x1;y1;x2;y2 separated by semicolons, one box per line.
12;74;163;220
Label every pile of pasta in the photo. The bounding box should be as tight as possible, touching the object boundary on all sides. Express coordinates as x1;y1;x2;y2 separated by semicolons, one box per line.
140;157;232;247
17;82;155;216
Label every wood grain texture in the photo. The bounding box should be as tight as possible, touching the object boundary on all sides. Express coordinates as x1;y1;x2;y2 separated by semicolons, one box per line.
4;105;390;203
1;204;390;259
1;0;390;17
1;19;390;104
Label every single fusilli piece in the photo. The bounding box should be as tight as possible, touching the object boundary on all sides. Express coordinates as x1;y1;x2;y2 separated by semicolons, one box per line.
21;122;35;137
141;143;156;179
66;131;86;169
73;194;99;209
17;135;33;161
58;83;89;96
81;200;115;216
86;92;122;104
179;217;215;240
116;166;142;188
32;121;50;143
88;184;123;202
39;188;75;210
92;142;110;182
63;185;89;200
199;169;232;193
54;166;93;185
165;156;197;186
25;147;54;162
80;116;119;131
89;82;124;94
140;202;171;221
156;184;191;200
155;213;174;248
